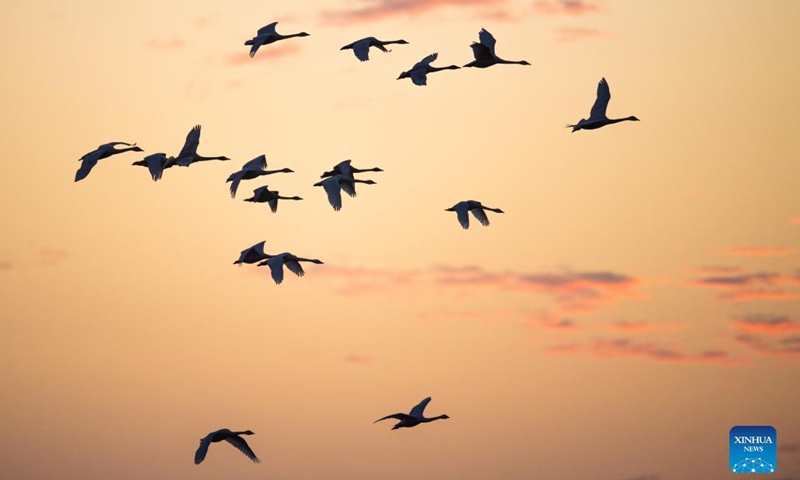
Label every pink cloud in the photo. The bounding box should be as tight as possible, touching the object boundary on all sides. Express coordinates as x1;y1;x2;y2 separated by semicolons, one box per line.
688;270;800;302
533;0;602;15
732;315;800;335
695;266;742;274
144;38;186;50
554;27;611;43
551;338;737;365
721;289;800;302
725;246;795;257
343;354;375;364
522;312;579;330
321;0;508;25
38;247;69;266
735;333;800;358
605;321;686;333
225;44;301;66
790;218;800;225
545;343;582;354
0;260;12;270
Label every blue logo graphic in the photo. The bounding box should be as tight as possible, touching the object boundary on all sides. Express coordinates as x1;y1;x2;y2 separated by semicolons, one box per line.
730;426;776;473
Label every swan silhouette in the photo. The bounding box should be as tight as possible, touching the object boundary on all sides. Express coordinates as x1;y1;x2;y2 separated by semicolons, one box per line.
132;152;172;182
194;429;259;465
245;22;310;58
374;397;450;430
321;159;383;179
233;241;269;266
446;200;504;229
340;37;408;62
567;78;639;132
75;142;143;182
397;53;460;86
257;252;323;285
172;125;230;166
244;186;303;213
464;29;530;68
314;174;377;211
227;155;294;198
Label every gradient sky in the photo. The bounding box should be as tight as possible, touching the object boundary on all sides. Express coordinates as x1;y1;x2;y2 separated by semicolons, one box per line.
1;1;799;479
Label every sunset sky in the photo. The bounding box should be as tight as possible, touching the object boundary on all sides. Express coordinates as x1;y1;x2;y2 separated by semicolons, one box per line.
1;1;799;479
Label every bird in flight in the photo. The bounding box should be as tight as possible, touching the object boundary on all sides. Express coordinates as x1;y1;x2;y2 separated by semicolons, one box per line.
446;200;505;229
463;29;530;68
314;174;377;211
374;397;450;430
340;37;409;62
567;78;639;132
233;241;269;266
245;22;310;58
194;429;260;465
227;155;294;198
320;159;383;179
75;142;143;182
257;252;323;285
244;186;303;213
398;53;460;86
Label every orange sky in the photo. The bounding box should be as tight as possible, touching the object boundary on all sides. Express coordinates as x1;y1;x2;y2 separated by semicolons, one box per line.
1;1;799;479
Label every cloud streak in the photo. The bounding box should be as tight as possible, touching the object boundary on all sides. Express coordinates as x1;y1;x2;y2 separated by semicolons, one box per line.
688;270;800;302
321;0;507;24
725;246;795;257
533;0;602;15
547;338;735;365
554;27;611;43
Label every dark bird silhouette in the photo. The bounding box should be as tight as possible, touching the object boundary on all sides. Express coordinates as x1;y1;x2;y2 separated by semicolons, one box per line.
567;77;640;132
233;241;269;266
132;152;172;182
244;186;303;213
374;397;450;430
245;22;310;58
172;125;230;166
446;200;504;229
463;29;530;68
397;53;460;86
75;142;143;182
227;155;294;198
340;37;408;61
257;252;323;285
194;429;259;465
314;174;376;211
321;159;383;179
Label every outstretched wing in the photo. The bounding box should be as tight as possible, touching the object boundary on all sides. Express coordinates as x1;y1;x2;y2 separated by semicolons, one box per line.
249;37;265;58
374;413;413;423
229;172;244;197
225;436;260;464
194;432;215;465
322;179;343;211
409;397;432;419
284;258;305;277
455;205;469;229
257;22;278;36
353;39;370;61
144;153;165;182
266;256;285;285
333;159;353;176
338;178;357;198
589;77;611;120
469;42;494;63
413;52;438;70
242;155;267;171
74;150;102;182
470;207;490;226
178;125;201;159
268;198;279;213
478;28;497;56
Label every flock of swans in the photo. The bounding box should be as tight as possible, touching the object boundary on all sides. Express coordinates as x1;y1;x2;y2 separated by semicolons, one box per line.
74;19;639;465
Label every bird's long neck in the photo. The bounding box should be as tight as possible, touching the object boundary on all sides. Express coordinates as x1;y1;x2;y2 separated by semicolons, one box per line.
607;116;637;124
483;206;503;213
498;58;528;65
422;415;448;423
278;195;302;200
383;40;405;45
282;32;306;39
429;65;460;72
263;169;288;175
195;155;228;161
114;146;140;154
353;167;382;173
295;257;320;263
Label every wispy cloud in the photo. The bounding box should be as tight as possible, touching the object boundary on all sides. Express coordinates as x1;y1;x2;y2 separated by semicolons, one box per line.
725;246;796;257
688;270;800;302
523;312;579;330
0;260;12;271
144;38;186;51
605;320;686;333
38;247;69;266
321;0;508;25
732;315;800;335
696;265;742;274
547;338;735;364
533;0;602;15
225;44;302;66
554;26;611;43
790;218;800;226
343;354;375;364
735;333;800;358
